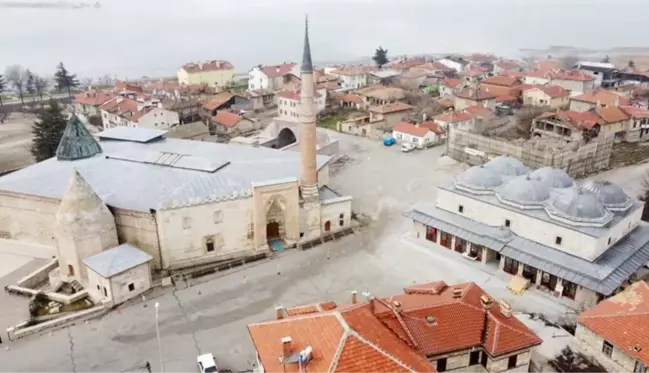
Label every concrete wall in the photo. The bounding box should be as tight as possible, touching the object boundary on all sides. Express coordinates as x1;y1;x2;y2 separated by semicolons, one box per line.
0;192;59;244
17;259;58;288
575;324;637;372
137;108;180;129
7;304;108;341
112;209;162;270
568;100;596;113
320;198;353;233
87;267;112;303
487;350;532;373
523;90;568;109
109;262;152;304
552;79;593;94
179;68;235;88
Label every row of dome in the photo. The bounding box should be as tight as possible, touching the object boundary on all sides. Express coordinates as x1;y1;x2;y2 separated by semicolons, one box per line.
453;156;633;226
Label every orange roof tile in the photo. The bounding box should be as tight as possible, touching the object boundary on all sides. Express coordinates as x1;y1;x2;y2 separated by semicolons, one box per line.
455;88;497;101
572;89;630;107
74;91;114;106
278;90;322;101
369;103;413;114
534;60;560;71
213;111;241;127
578;281;649;366
496;60;521;71
459;65;487;77
419;122;445;135
440;78;462;88
114;82;143;93
538;110;603;130
202;92;235;111
538;85;570;98
394;122;431;137
182;60;234;73
434;111;473;123
414;61;454;72
341;94;362;103
387;59;427;70
596;106;630;123
260;62;297;77
551;69;594;82
620;105;649;119
464;106;496;119
499;71;525;78
481;75;521;87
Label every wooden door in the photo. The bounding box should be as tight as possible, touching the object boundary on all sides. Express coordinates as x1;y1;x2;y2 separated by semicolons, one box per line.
266;222;279;239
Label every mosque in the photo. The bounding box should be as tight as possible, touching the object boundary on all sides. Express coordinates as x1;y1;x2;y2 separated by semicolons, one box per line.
0;21;352;302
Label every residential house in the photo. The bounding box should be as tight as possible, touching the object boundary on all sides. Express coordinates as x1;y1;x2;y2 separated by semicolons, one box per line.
368;103;413;129
243;90;275;111
73;91;114;117
406;155;649;310
532;107;630;142
114;82;144;94
386;58;427;71
493;60;522;75
277;88;326;120
338;115;383;138
434;111;474;131
200;91;236;119
212;111;257;135
575;61;620;88
454;88;497;111
570;89;630;112
339;94;363;110
331;66;373;90
392;122;440;148
523;70;553;86
177;60;235;89
367;69;402;85
248;63;298;92
522;85;570;109
248;280;542;373
400;68;429;89
620;105;649;142
438;56;470;72
550;69;595;94
100;96;180;130
459;65;488;85
464;106;496;121
164;121;211;140
608;84;637;99
412;61;455;77
358;86;407;108
479;76;522;98
440;78;463;97
576;281;649;373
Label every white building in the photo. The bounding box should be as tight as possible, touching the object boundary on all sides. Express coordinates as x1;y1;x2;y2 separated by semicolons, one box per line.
392;122;444;148
276;88;326;121
405;156;649;310
331;67;371;90
99;96;180;130
248;63;298;91
437;57;469;72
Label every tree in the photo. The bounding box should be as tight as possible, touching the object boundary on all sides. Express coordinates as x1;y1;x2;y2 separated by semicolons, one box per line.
628;60;636;69
559;55;579;69
80;77;94;89
33;75;49;102
25;69;35;95
5;65;27;106
0;74;6;108
515;105;548;139
601;55;611;63
373;46;389;69
54;62;79;97
31;99;68;162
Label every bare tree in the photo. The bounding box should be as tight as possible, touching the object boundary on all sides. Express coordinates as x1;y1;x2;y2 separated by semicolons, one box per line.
515;105;548;139
80;77;94;90
559;55;579;69
33;75;50;102
97;74;114;87
4;65;27;106
522;55;537;69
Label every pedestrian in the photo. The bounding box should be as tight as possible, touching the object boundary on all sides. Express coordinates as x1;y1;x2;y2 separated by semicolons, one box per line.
145;361;151;373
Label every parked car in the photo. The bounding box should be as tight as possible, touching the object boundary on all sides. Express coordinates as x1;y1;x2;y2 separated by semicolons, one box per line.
197;353;218;373
401;143;416;152
383;136;396;146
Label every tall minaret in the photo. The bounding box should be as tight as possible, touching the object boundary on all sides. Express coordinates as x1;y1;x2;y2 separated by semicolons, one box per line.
298;17;322;240
298;16;319;198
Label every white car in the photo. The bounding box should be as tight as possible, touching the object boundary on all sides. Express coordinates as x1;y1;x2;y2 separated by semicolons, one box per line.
401;143;416;152
197;353;218;373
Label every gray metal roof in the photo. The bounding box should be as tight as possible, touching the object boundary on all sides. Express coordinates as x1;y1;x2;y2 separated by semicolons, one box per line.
529;167;574;189
580;180;633;211
406;206;649;295
453;165;503;192
484;156;530;177
319;186;340;201
546;188;613;226
83;243;152;278
56;115;103;161
301;17;313;73
496;174;550;207
0;135;331;212
97;127;167;143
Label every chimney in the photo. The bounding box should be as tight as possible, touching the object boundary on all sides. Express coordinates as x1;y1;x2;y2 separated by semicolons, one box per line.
452;288;463;298
480;295;493;310
351;291;358;304
281;336;292;358
275;306;285;320
423;113;427;122
392;300;402;311
615;96;620;106
597;100;602;107
499;300;512;318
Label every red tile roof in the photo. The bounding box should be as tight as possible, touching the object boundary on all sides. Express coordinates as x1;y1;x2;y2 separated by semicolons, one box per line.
114;82;143;93
499;71;525;78
620;105;649;119
182;60;235;73
414;61;454;72
537;85;570;98
387;59;427;70
99;97;139;114
551;69;594;82
419;121;445;135
578;281;649;366
464;105;496;119
440;78;463;89
572;89;630;106
481;75;521;87
535;60;560;71
74;91;114;106
434;111;473;123
538;110;603;130
394;122;433;137
277;90;322;101
369;103;413;114
460;65;487;77
468;53;496;63
333;65;376;76
213;111;241;127
496;60;521;71
248;281;541;373
341;94;362;103
455;88;497;101
202;92;235;111
260;63;297;78
595;106;630;123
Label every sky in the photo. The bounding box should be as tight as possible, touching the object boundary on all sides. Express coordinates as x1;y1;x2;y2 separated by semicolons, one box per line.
1;0;649;80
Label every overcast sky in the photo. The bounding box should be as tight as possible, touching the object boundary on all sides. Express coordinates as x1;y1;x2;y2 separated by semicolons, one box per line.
1;0;648;79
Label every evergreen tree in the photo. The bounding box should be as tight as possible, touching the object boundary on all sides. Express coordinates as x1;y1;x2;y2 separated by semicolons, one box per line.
31;99;68;162
602;55;611;63
54;62;79;97
373;47;389;69
629;60;636;69
0;74;6;108
25;69;35;95
33;75;49;102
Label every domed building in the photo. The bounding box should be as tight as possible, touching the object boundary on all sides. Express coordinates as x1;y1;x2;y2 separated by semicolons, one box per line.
407;156;649;310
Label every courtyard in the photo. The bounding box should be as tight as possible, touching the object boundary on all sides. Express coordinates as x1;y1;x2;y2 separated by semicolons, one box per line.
0;130;640;372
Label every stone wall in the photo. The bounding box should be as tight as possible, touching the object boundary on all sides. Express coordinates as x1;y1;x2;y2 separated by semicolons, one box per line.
575;324;637;372
17;259;58;289
0;192;59;244
447;129;613;178
487;350;531;373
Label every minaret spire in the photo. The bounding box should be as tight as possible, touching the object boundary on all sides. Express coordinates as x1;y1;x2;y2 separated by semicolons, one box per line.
301;16;313;73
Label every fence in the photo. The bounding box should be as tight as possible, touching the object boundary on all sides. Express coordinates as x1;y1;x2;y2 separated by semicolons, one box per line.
447;129;613;178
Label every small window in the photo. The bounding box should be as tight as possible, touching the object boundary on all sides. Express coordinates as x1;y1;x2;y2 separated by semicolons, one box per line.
555;236;562;245
128;283;135;292
602;340;614;357
214;210;223;224
300;232;304;238
339;213;344;219
436;358;447;372
96;284;100;290
182;217;191;230
206;239;215;252
103;287;107;297
608;237;612;245
339;219;344;227
505;219;511;228
469;350;480;366
508;355;517;369
458;205;464;213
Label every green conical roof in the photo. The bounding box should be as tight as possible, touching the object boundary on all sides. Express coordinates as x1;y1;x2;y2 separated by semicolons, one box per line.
56;115;102;161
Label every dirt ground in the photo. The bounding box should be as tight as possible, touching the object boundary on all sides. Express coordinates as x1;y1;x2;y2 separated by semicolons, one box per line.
0;112;37;173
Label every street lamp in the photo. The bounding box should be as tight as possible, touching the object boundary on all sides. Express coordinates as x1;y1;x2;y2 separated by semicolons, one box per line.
155;302;165;373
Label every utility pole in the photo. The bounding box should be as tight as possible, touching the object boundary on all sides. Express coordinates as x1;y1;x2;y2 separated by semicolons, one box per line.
155;302;164;372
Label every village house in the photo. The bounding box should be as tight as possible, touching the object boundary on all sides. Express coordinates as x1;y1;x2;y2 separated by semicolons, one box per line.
248;280;542;373
385;58;427;71
522;85;570;109
337;115;384;138
358;86;407;108
574;61;620;88
493;60;522;75
405;156;649;310
200;91;236;119
434;111;474;131
438;56;470;72
392;122;444;148
454;88;497;111
532;107;630;142
277;88;326;120
412;61;455;77
248;63;298;92
620;105;649;142
164;121;211;141
534;60;561;71
242;90;275;111
523;70;553;86
575;281;649;373
459;65;488;85
99;96;180;130
177;60;235;89
211;110;258;135
367;69;402;85
440;78;463;97
464;105;497;122
339;94;363;110
608;83;637;99
569;89;630;112
479;76;523;98
73;91;114;117
368;103;413;129
114;82;144;94
548;69;595;94
331;66;373;90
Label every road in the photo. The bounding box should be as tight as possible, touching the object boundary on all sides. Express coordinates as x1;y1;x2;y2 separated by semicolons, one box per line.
1;93;71;107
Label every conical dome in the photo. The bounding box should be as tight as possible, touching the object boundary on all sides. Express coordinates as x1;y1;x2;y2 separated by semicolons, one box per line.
530;167;574;189
454;165;503;193
581;180;633;211
484;156;530;177
545;187;613;226
56;114;102;161
496;174;550;208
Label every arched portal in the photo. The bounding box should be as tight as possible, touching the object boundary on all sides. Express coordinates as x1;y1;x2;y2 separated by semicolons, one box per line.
266;197;286;241
277;127;296;148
